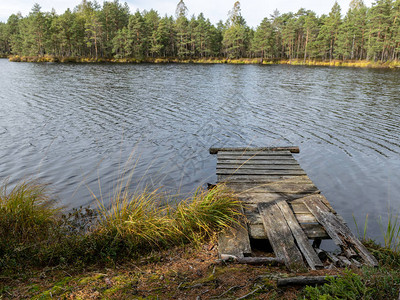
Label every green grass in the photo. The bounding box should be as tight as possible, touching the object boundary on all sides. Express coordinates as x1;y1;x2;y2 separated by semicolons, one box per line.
0;179;242;270
0;179;61;265
379;212;400;251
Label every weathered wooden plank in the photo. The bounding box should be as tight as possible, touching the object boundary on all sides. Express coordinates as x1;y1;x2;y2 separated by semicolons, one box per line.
290;198;336;215
245;211;318;225
218;174;312;183
217;156;296;163
217;164;303;170
225;183;319;194
290;202;312;214
294;214;319;223
258;202;306;271
217;151;293;156
239;193;317;203
302;195;378;267
210;147;299;154
276;200;323;270
218;222;252;258
216;169;307;175
300;223;329;239
217;159;299;165
248;223;329;240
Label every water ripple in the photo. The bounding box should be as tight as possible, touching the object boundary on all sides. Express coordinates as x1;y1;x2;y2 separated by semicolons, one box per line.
1;60;400;241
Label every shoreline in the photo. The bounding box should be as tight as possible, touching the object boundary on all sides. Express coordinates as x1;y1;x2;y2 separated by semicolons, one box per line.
6;55;400;69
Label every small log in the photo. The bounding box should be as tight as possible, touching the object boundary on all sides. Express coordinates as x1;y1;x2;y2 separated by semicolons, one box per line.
314;248;328;261
277;275;337;287
218;254;284;266
209;146;300;154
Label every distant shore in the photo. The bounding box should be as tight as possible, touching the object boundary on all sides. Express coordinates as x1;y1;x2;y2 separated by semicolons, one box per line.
7;55;400;69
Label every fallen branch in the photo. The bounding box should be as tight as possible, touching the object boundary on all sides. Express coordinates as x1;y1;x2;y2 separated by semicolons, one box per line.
277;275;337;287
211;285;244;299
217;254;284;266
236;285;264;299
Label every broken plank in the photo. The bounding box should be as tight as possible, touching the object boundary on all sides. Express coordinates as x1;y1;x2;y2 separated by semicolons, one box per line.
258;202;306;272
276;200;323;270
218;222;252;259
216;169;306;175
302;195;378;267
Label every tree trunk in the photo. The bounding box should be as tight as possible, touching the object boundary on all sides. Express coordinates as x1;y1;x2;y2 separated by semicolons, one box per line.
304;29;309;63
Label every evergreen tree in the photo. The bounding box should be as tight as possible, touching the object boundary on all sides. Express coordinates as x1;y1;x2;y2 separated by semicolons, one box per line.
316;2;342;60
367;0;393;61
251;17;275;58
101;0;130;57
222;1;250;58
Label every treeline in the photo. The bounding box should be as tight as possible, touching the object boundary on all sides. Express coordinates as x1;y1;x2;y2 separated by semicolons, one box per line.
1;0;400;62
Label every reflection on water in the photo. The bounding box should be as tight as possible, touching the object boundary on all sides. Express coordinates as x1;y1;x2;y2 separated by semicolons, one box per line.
1;60;400;242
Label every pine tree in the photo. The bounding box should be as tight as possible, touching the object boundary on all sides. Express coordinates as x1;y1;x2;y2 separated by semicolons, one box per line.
316;2;342;60
251;18;275;58
222;1;250;58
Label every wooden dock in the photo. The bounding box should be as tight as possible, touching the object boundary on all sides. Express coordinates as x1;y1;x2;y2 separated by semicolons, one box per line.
210;147;378;271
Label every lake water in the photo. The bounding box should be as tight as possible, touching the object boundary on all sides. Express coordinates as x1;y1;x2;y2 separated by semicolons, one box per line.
1;59;400;242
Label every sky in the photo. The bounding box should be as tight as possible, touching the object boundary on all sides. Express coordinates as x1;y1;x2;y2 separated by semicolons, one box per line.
0;0;375;28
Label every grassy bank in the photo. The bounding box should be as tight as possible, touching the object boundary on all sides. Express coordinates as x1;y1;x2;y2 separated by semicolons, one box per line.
0;179;242;270
7;55;400;68
1;180;400;299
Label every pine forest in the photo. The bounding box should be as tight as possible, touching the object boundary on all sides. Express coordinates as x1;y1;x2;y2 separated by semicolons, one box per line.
1;0;400;63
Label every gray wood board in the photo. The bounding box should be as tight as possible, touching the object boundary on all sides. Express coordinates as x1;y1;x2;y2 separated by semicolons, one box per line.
210;147;298;154
217;164;303;170
218;222;252;258
217;159;299;165
248;223;329;240
258;202;307;271
244;211;319;225
218;174;312;183
217;155;294;160
225;183;318;194
238;192;318;203
275;200;323;269
216;169;306;175
302;195;378;267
